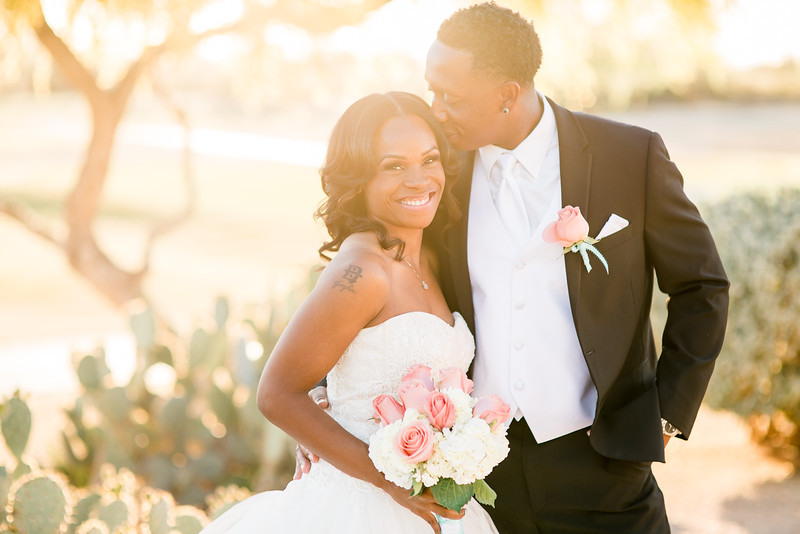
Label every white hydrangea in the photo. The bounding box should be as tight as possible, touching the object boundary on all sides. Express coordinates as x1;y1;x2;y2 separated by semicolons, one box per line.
368;418;415;489
440;388;475;426
370;402;510;490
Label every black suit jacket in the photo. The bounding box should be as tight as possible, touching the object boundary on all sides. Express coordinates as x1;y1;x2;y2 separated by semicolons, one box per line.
434;98;729;463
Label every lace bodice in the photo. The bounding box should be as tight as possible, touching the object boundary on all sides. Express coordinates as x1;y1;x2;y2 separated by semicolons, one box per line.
327;311;474;443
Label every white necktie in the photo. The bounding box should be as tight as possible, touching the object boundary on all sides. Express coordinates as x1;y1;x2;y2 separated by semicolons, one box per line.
490;152;530;248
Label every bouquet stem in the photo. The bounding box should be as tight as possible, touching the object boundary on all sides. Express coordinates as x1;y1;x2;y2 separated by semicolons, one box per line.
436;514;465;534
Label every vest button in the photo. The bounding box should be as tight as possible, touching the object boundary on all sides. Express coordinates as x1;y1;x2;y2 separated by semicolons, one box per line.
514;381;524;390
514;341;524;350
514;302;525;310
514;261;525;270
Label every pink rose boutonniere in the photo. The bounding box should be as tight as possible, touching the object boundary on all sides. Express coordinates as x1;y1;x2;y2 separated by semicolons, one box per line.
542;206;609;274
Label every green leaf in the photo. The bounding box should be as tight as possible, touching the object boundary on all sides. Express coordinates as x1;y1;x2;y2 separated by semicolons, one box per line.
411;479;423;497
430;478;473;512
473;478;497;507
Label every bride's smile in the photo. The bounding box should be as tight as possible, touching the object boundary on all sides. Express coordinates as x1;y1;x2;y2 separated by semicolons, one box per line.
398;191;437;208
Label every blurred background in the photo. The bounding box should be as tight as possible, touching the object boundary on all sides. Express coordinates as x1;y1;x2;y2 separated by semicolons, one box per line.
1;0;799;532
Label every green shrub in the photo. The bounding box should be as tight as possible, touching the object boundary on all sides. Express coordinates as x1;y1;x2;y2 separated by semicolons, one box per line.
702;189;800;463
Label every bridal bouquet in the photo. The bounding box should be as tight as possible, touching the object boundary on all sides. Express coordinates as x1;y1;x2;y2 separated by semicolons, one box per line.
368;364;512;519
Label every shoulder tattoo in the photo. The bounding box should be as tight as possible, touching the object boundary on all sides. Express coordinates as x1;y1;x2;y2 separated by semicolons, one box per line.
332;264;363;293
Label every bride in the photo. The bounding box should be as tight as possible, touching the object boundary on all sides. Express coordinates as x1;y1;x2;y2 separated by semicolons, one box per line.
201;92;499;533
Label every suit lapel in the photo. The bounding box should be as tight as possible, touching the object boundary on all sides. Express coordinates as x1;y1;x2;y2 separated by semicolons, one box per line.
449;151;477;332
550;98;592;330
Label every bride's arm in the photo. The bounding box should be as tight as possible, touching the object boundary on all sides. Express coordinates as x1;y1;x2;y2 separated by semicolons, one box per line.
257;248;386;484
256;248;459;531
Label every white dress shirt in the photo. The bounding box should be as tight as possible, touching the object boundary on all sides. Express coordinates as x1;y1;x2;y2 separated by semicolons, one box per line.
468;94;598;443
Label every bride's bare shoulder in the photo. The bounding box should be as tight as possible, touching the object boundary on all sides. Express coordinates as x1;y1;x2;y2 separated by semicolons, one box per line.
317;232;392;297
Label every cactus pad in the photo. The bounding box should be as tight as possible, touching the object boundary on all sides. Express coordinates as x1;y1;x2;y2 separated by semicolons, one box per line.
1;395;32;460
174;506;208;534
71;491;102;529
130;308;156;350
75;519;110;534
97;498;131;532
8;474;70;534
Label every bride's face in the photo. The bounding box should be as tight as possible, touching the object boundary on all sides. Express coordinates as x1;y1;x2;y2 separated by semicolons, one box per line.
364;114;445;235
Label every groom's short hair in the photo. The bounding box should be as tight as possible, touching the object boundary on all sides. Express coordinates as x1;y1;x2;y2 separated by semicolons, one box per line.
437;1;542;86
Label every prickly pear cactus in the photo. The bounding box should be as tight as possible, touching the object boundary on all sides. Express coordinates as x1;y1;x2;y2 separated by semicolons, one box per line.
174;506;208;534
131;308;157;350
8;474;70;534
97;497;133;532
69;491;102;533
75;518;110;534
75;353;110;391
59;291;315;505
0;466;9;520
214;296;229;330
1;393;31;461
145;491;174;534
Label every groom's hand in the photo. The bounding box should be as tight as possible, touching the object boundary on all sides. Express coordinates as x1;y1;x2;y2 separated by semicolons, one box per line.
309;385;330;409
292;385;331;480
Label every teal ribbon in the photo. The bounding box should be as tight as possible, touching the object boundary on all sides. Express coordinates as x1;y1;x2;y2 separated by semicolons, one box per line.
567;240;609;274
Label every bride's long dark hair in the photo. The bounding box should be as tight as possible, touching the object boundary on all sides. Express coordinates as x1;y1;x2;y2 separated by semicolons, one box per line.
315;92;459;261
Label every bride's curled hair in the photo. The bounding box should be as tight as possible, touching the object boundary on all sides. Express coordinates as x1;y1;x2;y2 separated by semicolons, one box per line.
315;92;459;261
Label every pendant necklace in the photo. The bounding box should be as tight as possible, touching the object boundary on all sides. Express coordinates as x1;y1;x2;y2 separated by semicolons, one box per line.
402;257;429;290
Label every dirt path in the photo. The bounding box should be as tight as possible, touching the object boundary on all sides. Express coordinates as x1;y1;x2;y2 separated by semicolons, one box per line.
655;406;799;533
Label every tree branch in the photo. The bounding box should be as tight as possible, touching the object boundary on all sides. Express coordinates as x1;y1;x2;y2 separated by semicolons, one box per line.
137;72;197;274
112;19;249;109
31;0;101;102
0;198;64;247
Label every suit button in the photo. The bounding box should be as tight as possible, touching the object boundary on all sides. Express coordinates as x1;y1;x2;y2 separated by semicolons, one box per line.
514;302;525;310
514;381;524;390
514;261;525;271
514;342;524;350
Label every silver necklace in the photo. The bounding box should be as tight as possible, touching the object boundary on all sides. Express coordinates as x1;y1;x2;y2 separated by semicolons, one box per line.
402;257;429;290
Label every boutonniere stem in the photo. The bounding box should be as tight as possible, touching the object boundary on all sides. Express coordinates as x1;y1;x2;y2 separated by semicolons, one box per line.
542;206;609;274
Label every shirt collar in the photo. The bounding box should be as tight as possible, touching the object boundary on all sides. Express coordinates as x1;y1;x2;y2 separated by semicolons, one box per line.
478;92;557;179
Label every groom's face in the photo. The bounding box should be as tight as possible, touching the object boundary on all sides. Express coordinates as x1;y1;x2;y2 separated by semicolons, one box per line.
425;40;507;152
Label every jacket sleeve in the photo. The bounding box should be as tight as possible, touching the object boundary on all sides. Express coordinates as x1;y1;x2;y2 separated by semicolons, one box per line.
644;132;729;438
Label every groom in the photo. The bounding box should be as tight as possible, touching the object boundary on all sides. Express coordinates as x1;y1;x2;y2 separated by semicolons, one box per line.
421;3;729;533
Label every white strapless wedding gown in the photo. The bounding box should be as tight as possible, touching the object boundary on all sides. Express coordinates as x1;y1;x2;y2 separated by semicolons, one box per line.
201;312;499;533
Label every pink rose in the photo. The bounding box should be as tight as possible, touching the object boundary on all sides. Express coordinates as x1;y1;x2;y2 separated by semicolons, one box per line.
438;367;474;394
473;395;512;428
394;420;435;463
424;391;456;430
542;206;590;247
373;395;404;426
401;364;434;390
398;379;432;412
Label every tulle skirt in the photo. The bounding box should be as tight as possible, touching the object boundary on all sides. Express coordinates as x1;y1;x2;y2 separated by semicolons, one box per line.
201;460;498;533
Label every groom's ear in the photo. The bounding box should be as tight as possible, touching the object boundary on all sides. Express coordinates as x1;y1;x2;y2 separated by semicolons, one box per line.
499;81;521;110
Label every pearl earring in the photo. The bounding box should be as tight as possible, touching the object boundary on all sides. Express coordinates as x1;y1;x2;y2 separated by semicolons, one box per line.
502;107;510;114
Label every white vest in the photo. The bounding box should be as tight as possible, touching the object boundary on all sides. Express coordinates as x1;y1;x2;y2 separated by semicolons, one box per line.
468;158;598;443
